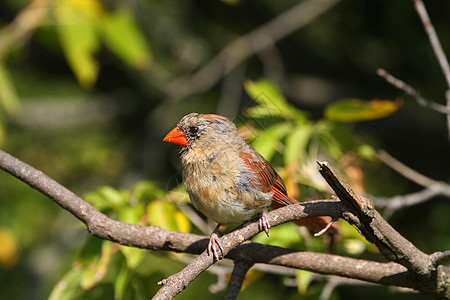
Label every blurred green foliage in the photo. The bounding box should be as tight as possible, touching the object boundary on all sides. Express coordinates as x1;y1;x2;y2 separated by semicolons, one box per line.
0;0;449;300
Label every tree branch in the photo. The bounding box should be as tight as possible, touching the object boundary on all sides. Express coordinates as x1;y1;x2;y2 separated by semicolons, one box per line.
0;149;449;299
317;161;449;298
223;260;253;300
377;68;450;115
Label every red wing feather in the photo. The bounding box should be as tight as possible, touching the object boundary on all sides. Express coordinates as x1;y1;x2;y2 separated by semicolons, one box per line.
240;152;337;234
239;152;292;206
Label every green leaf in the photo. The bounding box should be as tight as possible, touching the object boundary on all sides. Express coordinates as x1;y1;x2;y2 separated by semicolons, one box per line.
244;79;289;114
296;269;313;294
119;204;145;224
338;222;378;254
284;124;312;165
80;240;113;290
0;63;20;115
244;79;308;124
48;265;83;300
100;9;152;69
324;98;402;122
84;186;128;211
119;245;145;269
0;112;5;145
250;122;291;161
320;131;343;159
252;223;301;248
55;0;101;88
132;181;165;202
114;262;129;300
147;200;191;232
357;144;377;161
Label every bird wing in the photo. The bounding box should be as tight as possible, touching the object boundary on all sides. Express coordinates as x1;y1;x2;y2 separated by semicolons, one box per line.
240;152;337;234
239;152;292;206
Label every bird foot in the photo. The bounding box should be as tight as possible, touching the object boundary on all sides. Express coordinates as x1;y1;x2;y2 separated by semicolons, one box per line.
259;211;271;236
207;232;224;261
314;219;336;237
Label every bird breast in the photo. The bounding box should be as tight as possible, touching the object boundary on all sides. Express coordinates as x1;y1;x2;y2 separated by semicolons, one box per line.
181;147;272;225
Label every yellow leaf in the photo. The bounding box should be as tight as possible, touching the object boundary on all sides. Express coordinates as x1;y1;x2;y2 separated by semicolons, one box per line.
119;246;144;269
174;210;191;233
0;63;20;115
296;269;313;294
80;241;113;290
100;9;152;68
147;199;191;232
0;228;19;269
55;0;102;88
325;98;402;122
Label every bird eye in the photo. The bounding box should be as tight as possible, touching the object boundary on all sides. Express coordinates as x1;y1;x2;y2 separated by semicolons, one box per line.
189;126;199;135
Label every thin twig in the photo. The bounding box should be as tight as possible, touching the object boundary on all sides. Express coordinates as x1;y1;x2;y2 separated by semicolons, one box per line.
165;0;340;100
413;0;450;88
0;0;50;59
413;0;450;141
431;250;450;266
373;186;448;220
377;149;438;187
377;68;450;115
319;276;378;300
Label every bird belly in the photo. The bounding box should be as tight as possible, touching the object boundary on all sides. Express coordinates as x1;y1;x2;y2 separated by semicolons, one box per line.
182;157;272;225
188;187;270;225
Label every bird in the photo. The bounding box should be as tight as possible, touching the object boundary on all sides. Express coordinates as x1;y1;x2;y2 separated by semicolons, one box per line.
163;113;335;261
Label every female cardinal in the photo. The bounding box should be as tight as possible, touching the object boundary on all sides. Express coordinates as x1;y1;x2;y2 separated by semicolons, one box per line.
164;113;334;260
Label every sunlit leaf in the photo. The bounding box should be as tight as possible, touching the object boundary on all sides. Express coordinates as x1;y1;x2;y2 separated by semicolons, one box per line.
119;245;145;269
55;0;102;88
250;122;291;161
244;79;289;114
100;9;152;69
173;210;191;233
0;227;19;269
0;113;4;147
244;79;307;121
132;181;166;202
284;124;312;165
296;269;313;294
84;186;128;211
80;240;114;289
114;262;129;300
119;204;145;224
252;223;301;247
245;104;282;119
324;98;402;122
338;222;378;254
357;144;377;161
0;63;20;115
147;199;191;232
343;239;366;255
48;265;83;300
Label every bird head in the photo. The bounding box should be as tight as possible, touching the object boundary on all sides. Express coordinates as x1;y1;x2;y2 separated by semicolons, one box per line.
163;113;238;149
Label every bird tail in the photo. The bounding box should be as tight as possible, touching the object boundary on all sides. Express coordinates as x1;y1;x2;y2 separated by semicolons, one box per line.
271;195;338;235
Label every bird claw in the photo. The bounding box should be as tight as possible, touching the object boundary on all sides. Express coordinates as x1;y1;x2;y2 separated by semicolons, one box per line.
259;211;271;236
207;232;224;261
314;219;336;237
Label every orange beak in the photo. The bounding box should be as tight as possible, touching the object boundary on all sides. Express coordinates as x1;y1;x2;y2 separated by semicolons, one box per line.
163;127;188;146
